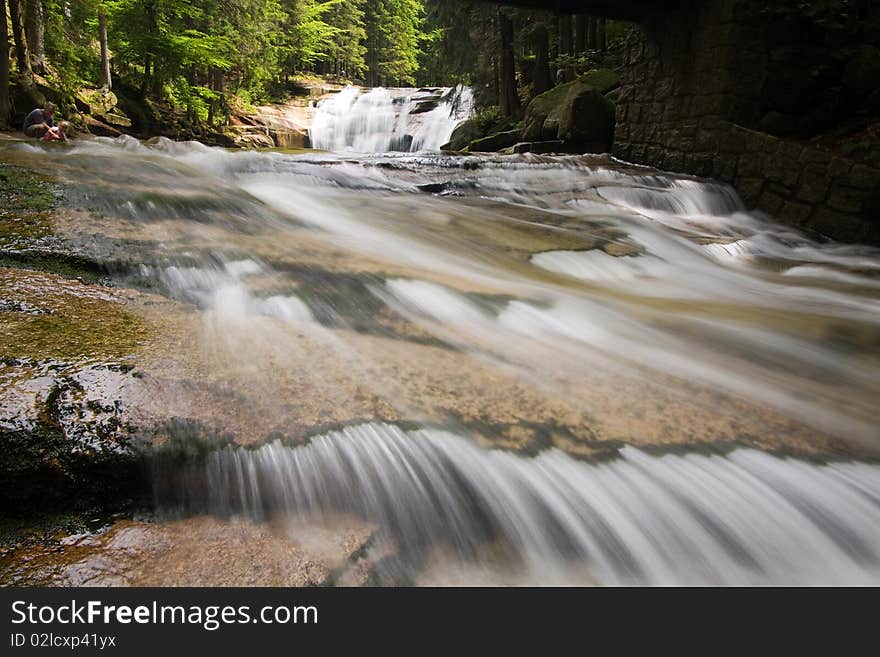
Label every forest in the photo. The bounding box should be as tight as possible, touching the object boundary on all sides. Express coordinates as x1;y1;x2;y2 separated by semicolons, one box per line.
0;0;623;132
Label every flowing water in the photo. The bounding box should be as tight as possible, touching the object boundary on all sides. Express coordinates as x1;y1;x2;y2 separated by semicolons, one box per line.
309;85;474;152
2;120;880;584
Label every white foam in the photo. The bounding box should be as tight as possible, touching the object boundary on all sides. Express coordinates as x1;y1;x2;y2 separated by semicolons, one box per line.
174;421;880;585
531;249;655;283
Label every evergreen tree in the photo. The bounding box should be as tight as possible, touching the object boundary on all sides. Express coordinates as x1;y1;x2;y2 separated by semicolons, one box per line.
365;0;423;86
1;0;11;128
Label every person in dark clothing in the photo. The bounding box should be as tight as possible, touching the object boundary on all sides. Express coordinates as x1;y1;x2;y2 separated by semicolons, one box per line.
22;102;56;139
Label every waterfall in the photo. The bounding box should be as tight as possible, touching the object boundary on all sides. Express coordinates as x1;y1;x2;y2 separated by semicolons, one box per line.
157;422;880;586
309;85;474;153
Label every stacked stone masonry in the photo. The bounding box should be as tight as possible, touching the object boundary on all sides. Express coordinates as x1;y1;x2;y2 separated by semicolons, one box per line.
613;0;880;244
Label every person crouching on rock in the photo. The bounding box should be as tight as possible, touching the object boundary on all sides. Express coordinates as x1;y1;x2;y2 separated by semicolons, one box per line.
22;102;60;139
40;121;70;142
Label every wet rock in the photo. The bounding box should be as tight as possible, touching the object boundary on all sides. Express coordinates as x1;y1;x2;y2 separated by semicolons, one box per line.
416;182;449;194
0;299;52;315
441;118;484;151
467;130;522;153
392;134;414;151
272;129;310;148
513;141;568;154
0;362;149;517
410;100;440;114
233;131;276;149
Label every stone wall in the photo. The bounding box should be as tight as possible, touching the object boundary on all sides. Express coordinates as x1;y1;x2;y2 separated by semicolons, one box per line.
613;0;880;244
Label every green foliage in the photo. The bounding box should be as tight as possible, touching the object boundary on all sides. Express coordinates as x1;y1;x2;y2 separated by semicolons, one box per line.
24;0;423;129
365;0;424;85
12;0;633;131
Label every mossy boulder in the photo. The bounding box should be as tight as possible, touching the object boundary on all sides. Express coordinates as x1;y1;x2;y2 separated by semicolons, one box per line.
522;82;573;142
466;129;522;152
442;118;484;151
558;88;615;149
578;68;621;94
521;74;617;152
75;87;119;116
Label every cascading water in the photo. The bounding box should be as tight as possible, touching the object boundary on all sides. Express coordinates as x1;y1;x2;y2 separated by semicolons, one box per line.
158;422;880;586
309;85;474;152
4;135;880;586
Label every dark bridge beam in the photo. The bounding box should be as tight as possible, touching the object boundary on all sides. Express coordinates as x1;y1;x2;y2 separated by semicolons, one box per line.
486;0;682;21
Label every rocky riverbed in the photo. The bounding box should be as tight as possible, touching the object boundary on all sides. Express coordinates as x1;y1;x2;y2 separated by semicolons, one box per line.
2;136;879;586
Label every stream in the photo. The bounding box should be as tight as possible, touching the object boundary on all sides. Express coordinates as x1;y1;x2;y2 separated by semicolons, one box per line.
1;87;879;585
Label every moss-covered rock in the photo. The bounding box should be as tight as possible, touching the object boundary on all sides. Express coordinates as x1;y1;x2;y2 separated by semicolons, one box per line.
0;269;154;516
521;75;617;152
75;87;119;116
578;68;621;94
558;88;615;149
522;82;573;142
442;118;485;151
0;164;58;249
466;129;522;153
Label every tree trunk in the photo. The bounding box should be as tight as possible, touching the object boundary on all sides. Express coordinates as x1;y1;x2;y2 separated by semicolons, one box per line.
597;17;606;51
497;7;519;118
559;13;572;56
587;17;597;51
9;0;32;78
99;10;112;89
575;15;587;54
532;23;552;96
0;0;11;129
25;0;44;73
559;13;574;81
141;57;151;96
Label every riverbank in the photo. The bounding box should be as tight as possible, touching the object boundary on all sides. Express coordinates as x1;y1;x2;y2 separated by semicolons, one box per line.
3;73;344;149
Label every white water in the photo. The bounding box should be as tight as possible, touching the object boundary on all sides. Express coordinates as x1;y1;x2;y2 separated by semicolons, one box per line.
309;85;474;152
7;136;880;585
146;259;313;326
174;422;880;585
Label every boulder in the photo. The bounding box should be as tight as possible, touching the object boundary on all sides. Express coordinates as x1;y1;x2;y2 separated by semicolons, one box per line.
272;129;310;148
513;140;567;154
98;111;133;129
75;87;119;115
522;82;571;142
442;118;484;151
82;114;122;137
522;77;616;152
204;131;238;148
577;68;621;94
467;129;522;152
234;131;276;149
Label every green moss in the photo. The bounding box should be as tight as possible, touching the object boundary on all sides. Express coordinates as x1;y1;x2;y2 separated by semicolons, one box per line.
577;68;621;94
0;164;59;248
0;252;109;283
0;270;151;361
0;303;148;362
